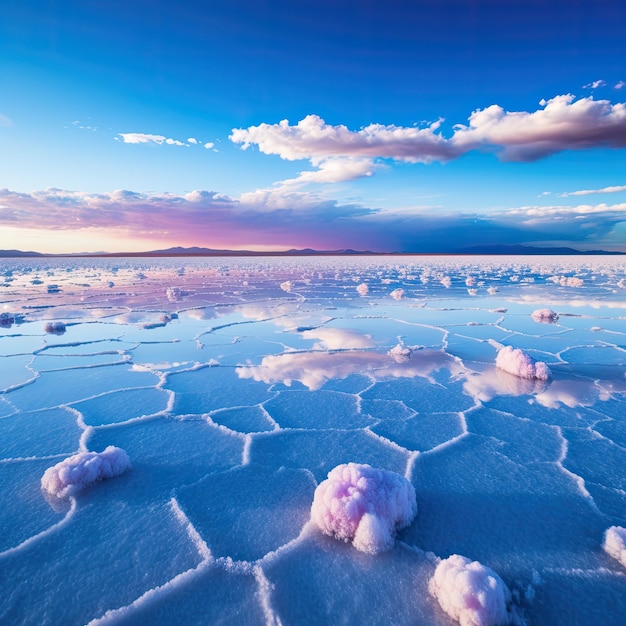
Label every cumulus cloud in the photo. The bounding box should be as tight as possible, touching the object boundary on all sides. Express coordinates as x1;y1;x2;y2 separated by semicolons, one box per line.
310;463;417;554
429;554;513;626
451;94;626;161
230;94;626;184
603;526;626;568
41;446;131;498
495;346;550;380
3;185;626;253
230;114;458;165
616;81;626;90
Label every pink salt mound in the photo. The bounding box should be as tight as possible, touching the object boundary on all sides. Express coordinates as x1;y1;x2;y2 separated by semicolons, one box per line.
311;463;417;554
531;308;558;323
41;446;131;498
429;554;513;626
495;346;550;380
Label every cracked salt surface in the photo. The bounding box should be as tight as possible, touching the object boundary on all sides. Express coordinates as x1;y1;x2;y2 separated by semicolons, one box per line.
1;255;626;625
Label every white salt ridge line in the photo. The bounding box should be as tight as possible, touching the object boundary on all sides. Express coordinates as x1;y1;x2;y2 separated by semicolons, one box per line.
87;499;213;626
241;435;253;465
405;450;420;481
552;426;604;515
254;565;283;626
542;566;626;579
419;411;470;457
0;497;77;560
35;337;126;353
35;356;131;373
203;413;256;442
1;369;41;394
364;428;414;457
0;452;71;464
258;403;281;430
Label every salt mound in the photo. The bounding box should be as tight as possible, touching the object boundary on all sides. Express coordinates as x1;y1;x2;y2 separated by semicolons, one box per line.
41;446;131;498
603;526;626;568
390;288;405;300
311;463;416;554
496;346;550;380
429;554;513;626
280;280;293;292
356;283;369;296
44;321;66;335
531;308;558;323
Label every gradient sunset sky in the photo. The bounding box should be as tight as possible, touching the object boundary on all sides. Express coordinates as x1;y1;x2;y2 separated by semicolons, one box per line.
1;0;626;253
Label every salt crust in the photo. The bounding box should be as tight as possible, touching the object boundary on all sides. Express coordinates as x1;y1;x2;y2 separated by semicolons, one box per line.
495;346;550;381
41;446;131;498
311;463;417;554
429;554;513;626
603;526;626;568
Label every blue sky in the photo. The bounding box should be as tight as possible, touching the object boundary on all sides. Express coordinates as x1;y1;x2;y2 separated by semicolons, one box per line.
1;0;626;253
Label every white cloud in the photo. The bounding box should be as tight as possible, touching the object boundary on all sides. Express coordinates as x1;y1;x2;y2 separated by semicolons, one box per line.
230;114;459;165
230;95;626;182
117;133;189;146
203;142;215;149
616;81;626;90
504;202;626;219
558;184;626;197
165;138;186;146
451;94;626;161
583;79;606;89
187;137;198;144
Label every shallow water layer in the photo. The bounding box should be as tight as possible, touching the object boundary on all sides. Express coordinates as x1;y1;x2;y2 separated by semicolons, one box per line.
1;255;625;625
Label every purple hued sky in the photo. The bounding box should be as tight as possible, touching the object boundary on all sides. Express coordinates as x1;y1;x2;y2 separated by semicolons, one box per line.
1;1;626;253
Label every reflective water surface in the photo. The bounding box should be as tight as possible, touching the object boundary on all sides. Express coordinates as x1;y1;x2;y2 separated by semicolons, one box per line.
1;255;625;625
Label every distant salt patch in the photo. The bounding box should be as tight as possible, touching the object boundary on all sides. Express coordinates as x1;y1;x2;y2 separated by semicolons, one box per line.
496;346;550;381
311;463;417;554
487;286;498;295
166;286;190;302
440;276;451;288
390;288;405;300
280;281;293;293
548;275;584;287
603;526;626;568
44;321;66;335
41;446;131;498
531;308;558;323
356;283;369;296
429;554;513;626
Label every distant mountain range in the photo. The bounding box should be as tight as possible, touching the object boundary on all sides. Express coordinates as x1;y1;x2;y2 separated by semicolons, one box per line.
452;244;626;255
1;245;624;257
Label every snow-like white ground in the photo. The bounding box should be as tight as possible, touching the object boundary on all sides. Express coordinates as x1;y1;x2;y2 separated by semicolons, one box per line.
1;255;625;625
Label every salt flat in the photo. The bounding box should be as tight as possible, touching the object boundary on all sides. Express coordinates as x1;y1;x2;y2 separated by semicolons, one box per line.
1;255;625;625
